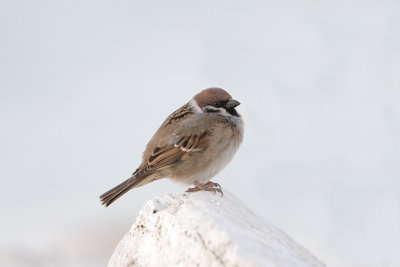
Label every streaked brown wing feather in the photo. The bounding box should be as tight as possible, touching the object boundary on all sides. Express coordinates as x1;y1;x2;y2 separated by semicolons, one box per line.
163;103;193;128
135;130;209;177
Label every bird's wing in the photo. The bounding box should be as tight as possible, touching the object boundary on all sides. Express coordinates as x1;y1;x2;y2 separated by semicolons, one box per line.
135;130;209;177
162;102;193;128
134;103;226;178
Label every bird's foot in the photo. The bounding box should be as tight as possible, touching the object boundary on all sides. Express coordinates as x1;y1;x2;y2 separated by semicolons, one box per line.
186;181;223;196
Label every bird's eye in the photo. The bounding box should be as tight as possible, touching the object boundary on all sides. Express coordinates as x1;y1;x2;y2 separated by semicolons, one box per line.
213;102;222;108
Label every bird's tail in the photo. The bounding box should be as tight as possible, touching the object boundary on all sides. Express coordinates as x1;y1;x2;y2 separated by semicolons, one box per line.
100;172;152;207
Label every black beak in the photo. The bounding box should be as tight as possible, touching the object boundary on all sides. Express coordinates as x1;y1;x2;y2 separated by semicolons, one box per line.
224;99;241;109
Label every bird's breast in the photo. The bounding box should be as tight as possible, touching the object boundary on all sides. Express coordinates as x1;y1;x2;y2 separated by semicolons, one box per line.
171;117;243;184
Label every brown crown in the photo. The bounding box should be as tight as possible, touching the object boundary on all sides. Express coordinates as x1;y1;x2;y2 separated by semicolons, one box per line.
193;87;232;108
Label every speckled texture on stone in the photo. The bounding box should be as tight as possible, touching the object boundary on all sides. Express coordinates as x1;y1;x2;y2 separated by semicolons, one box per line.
107;191;325;267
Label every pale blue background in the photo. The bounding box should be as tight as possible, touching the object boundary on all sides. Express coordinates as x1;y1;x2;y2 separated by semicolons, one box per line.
1;1;399;266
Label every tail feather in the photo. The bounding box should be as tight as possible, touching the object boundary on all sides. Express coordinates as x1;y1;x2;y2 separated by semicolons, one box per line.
100;179;132;207
100;173;150;207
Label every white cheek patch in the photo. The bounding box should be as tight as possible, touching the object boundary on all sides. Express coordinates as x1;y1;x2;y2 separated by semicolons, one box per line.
203;106;228;115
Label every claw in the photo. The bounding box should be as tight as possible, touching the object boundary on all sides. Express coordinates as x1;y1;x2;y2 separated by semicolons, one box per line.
186;181;223;196
205;181;222;189
185;187;202;193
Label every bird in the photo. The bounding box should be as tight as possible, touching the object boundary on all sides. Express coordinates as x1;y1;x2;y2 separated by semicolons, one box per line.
100;87;244;207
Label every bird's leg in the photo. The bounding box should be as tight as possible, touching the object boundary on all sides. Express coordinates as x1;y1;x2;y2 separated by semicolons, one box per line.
186;181;223;195
204;181;222;189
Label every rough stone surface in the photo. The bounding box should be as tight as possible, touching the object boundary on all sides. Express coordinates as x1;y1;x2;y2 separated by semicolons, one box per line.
108;191;325;267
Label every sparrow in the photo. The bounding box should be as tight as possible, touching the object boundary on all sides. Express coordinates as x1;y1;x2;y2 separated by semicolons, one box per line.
100;87;243;207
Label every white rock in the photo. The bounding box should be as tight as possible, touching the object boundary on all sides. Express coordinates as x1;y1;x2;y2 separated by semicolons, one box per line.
108;191;325;267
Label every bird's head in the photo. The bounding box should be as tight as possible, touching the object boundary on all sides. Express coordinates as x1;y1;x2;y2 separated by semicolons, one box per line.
192;87;241;117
